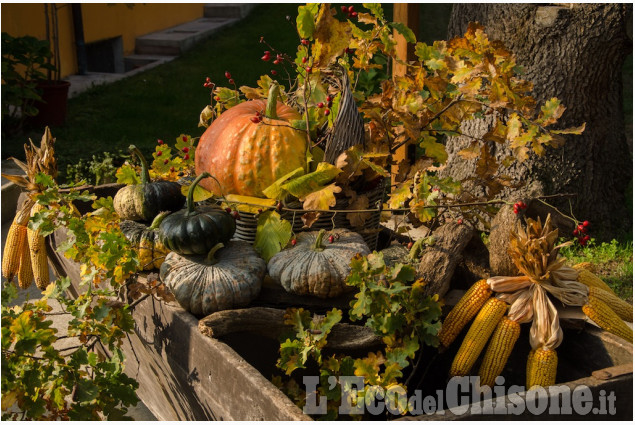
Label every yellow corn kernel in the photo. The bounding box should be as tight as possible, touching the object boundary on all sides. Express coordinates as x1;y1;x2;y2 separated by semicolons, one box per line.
439;279;493;348
17;243;34;289
574;267;616;295
526;348;558;389
27;203;49;290
2;223;27;281
588;286;632;322
582;297;633;343
478;316;521;387
450;297;508;376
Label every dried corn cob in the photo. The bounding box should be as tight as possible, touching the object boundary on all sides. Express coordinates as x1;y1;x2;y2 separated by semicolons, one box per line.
439;279;492;347
526;347;558;388
17;243;34;289
27;203;49;290
2;199;34;281
574;266;616;295
450;297;507;376
588;286;632;322
582;297;633;343
478;316;521;387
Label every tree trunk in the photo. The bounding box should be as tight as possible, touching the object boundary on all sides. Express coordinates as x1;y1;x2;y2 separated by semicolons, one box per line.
443;4;632;237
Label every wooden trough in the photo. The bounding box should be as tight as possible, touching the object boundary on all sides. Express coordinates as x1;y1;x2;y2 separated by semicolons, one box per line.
40;187;633;421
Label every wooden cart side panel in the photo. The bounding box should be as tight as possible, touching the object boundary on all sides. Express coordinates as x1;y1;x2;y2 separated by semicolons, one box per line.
49;228;310;421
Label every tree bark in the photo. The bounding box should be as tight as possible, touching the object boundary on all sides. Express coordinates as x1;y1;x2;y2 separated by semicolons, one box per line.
444;4;632;237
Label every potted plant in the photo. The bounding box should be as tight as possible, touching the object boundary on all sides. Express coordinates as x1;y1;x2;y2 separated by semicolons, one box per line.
29;3;71;127
0;32;56;136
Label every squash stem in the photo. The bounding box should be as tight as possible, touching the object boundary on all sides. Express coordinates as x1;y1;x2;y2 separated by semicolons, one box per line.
149;211;171;230
313;229;326;252
265;82;280;120
187;172;211;214
205;242;225;264
128;145;150;186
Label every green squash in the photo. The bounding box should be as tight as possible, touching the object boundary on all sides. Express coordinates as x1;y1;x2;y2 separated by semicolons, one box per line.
160;242;265;315
113;145;185;221
120;211;170;270
159;172;236;255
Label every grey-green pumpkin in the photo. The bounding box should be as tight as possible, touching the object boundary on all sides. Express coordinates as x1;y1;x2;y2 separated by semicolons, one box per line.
267;229;370;298
160;242;265;315
113;145;185;221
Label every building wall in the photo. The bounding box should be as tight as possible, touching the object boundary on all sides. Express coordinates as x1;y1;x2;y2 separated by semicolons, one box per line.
1;4;203;78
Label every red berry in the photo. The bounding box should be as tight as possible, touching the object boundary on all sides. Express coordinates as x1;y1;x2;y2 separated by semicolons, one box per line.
225;207;232;213
264;50;270;55
513;208;519;215
157;151;162;156
578;224;585;232
328;235;335;243
163;159;169;164
573;229;579;236
277;202;283;212
583;220;590;227
225;71;231;79
250;116;260;124
291;238;297;246
341;6;347;12
305;66;312;73
182;136;188;142
345;47;352;54
348;5;355;13
326;95;333;102
182;147;189;153
273;59;280;65
228;78;234;85
583;235;591;242
206;77;211;82
170;167;175;172
351;11;358;17
317;102;324;108
407;241;414;249
271;70;277;75
215;96;221;101
232;211;240;220
302;56;308;64
457;218;463;225
184;154;190;160
262;54;271;61
324;109;330;116
157;139;164;145
301;39;309;46
579;239;587;247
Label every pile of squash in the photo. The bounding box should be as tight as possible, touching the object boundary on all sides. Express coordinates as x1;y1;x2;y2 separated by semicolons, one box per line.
115;85;371;315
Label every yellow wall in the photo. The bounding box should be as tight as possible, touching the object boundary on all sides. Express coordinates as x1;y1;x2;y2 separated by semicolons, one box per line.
1;4;203;78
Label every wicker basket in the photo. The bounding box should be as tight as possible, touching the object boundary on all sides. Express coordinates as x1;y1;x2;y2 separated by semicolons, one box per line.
232;186;384;250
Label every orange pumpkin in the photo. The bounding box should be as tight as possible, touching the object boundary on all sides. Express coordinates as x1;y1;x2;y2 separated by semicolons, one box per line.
195;83;307;197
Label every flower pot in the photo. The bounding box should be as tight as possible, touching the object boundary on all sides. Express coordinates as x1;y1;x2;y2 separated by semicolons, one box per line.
29;80;71;127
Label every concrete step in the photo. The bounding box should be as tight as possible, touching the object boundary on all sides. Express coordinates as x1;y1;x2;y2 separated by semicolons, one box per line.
204;3;255;19
135;17;239;56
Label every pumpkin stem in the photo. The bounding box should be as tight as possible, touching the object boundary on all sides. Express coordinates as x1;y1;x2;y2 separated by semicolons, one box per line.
187;172;211;214
265;82;280;120
205;242;225;264
149;211;171;230
313;229;327;252
128;145;150;186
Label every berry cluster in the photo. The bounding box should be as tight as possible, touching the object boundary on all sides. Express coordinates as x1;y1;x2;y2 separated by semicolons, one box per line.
224;71;234;86
573;220;591;246
317;94;334;116
512;201;527;214
250;111;263;124
225;207;241;220
341;5;357;18
203;76;214;89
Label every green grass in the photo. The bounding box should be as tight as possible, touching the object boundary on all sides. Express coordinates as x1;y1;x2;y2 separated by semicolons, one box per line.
560;238;633;302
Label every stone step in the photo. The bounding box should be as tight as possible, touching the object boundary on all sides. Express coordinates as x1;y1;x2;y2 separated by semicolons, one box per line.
135;17;239;56
204;3;255;19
